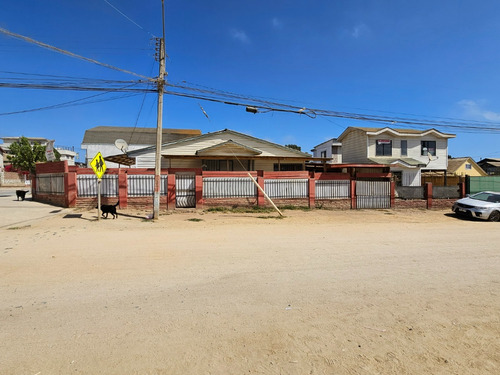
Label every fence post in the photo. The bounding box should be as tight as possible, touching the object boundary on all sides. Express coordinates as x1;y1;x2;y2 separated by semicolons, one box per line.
65;171;77;207
390;181;395;208
167;174;176;210
465;175;470;195
425;182;433;209
118;169;128;208
195;175;203;209
458;181;466;198
257;176;265;207
350;179;356;209
308;176;315;208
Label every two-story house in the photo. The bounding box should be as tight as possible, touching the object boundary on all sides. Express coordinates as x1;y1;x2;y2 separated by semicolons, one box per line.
337;127;456;186
310;138;342;164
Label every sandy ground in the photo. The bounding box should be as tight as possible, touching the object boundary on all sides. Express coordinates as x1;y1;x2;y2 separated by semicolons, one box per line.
1;192;500;374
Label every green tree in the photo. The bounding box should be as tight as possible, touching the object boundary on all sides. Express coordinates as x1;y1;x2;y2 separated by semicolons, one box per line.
7;137;60;174
285;144;302;151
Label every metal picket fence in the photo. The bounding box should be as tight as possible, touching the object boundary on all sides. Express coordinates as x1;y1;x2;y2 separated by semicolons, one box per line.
77;174;118;197
203;177;257;198
264;179;308;199
315;180;350;199
36;173;65;195
127;175;168;196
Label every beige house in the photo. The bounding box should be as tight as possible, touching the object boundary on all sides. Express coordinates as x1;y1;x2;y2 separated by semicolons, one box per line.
447;157;487;177
337;127;456;186
116;129;314;171
81;126;201;168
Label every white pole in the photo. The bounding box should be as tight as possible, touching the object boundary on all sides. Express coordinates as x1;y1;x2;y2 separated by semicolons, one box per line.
247;172;283;217
97;178;101;221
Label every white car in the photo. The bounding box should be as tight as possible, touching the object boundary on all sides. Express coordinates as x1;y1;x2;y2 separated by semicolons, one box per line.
452;191;500;222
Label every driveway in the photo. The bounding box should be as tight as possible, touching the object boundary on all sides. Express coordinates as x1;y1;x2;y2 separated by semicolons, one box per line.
0;187;69;228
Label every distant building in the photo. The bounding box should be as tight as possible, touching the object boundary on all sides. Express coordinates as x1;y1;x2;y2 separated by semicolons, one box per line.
447;157;487;177
311;138;342;163
0;136;78;166
477;158;500;175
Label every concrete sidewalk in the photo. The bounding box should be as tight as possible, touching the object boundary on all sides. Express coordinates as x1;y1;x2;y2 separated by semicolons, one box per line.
0;188;70;228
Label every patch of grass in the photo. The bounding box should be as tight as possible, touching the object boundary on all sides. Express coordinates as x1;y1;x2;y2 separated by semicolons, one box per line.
205;206;275;214
278;205;311;211
7;225;31;230
187;218;204;222
256;215;285;220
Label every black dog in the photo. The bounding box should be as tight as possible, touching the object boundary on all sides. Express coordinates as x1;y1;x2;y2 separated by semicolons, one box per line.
16;190;29;201
97;201;119;219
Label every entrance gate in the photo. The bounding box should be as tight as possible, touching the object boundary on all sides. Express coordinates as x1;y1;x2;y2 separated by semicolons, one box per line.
356;180;391;209
175;173;196;208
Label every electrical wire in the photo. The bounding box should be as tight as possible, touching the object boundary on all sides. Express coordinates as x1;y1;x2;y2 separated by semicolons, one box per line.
0;26;154;81
103;0;157;38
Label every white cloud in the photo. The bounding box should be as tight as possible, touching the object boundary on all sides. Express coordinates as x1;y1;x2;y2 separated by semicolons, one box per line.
459;100;500;122
350;23;370;39
230;29;250;44
272;17;283;30
340;23;370;40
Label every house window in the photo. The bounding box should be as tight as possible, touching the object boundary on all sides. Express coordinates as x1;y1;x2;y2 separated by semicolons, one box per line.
421;141;436;156
376;139;392;156
401;140;407;156
320;150;327;158
465;163;472;170
273;163;303;171
202;159;234;171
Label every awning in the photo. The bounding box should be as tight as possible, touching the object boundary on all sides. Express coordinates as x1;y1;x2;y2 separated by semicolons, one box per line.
104;153;136;166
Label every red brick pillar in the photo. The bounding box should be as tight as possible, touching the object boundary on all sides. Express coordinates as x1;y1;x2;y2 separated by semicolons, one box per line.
425;182;433;209
195;175;203;209
257;176;265;207
308;177;315;208
167;174;176;210
350;180;357;209
65;171;77;207
458;182;466;198
118;169;128;208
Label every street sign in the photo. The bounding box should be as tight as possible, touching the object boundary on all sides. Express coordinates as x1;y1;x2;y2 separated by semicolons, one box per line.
90;152;107;179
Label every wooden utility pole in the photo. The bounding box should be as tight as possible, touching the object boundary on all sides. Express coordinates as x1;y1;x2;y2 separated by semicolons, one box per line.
153;0;166;220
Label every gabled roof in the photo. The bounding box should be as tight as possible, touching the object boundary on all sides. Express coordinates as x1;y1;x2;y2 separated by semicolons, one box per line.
128;129;312;158
81;126;201;145
196;140;262;156
338;126;456;141
447;157;471;173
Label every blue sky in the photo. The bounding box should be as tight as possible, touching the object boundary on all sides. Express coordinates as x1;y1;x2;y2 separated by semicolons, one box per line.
1;0;500;161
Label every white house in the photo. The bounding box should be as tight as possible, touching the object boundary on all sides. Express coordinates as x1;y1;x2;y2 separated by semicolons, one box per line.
81;126;201;168
337;127;456;186
311;138;342;163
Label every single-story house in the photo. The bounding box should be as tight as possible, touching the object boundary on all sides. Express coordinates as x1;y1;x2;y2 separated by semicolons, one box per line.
105;129;316;171
477;158;500;175
447;157;487;177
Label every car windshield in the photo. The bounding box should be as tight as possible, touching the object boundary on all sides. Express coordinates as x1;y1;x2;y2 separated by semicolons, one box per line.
470;192;500;203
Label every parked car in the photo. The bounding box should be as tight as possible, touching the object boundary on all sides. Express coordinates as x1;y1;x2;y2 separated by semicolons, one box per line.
452;191;500;221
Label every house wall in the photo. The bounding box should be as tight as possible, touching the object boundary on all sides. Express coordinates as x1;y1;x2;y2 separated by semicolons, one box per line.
341;129;368;162
453;161;487;177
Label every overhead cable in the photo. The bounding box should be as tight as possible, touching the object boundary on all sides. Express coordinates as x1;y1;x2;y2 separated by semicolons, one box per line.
0;27;154;81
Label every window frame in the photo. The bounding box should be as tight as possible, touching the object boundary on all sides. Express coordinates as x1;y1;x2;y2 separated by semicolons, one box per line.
421;141;436;156
375;139;392;156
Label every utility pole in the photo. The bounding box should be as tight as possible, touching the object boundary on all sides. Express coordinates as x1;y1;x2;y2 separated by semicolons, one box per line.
153;0;166;220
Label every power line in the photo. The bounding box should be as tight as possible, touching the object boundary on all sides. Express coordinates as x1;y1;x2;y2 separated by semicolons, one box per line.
103;0;157;38
0;26;154;81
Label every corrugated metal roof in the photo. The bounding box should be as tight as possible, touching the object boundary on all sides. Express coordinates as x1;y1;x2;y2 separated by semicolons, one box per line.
81;126;201;145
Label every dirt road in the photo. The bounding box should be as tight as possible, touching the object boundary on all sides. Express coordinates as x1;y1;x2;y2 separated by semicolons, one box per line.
1;206;499;374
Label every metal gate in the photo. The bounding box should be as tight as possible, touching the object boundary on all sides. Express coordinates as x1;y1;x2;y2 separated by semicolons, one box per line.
356;180;391;209
175;173;196;208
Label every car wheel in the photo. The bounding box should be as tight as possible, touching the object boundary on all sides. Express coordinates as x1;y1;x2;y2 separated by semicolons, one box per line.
488;210;500;222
